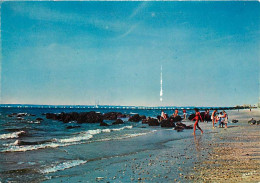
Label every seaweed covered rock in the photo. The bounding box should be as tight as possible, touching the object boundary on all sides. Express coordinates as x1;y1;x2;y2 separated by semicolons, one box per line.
128;114;142;122
112;119;124;125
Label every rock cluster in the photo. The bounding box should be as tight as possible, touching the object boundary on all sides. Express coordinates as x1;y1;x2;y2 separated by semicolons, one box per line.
248;118;260;125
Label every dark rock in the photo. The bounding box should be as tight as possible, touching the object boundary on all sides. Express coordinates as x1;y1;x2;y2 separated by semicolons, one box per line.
174;126;184;132
257;120;260;125
148;118;160;126
173;115;182;122
16;139;54;146
128;114;142;122
100;121;109;126
77;112;103;123
175;122;193;129
103;112;118;120
46;112;103;123
46;113;59;120
184;125;193;129
156;115;161;121
140;115;146;120
188;114;195;121
248;119;256;125
17;131;28;138
142;119;149;124
112;119;124;125
66;125;81;129
5;128;22;132
161;119;175;128
36;118;43;121
232;119;238;123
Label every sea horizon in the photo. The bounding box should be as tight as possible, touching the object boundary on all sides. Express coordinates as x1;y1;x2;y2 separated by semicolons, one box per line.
0;103;250;110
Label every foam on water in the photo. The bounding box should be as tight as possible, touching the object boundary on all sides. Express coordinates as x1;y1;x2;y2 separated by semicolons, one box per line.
96;130;157;142
0;131;25;140
1;126;134;152
40;160;87;174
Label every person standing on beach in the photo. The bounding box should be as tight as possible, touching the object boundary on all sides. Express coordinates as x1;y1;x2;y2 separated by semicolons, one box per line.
223;111;228;128
191;108;204;135
183;109;187;120
211;110;217;128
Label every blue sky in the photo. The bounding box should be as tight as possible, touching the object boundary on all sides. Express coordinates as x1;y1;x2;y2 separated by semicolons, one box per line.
1;1;259;107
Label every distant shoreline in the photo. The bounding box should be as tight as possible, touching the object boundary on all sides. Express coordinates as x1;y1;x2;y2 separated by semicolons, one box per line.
0;104;256;111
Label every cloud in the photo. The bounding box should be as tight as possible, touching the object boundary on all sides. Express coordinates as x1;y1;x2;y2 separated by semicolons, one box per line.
129;2;148;19
8;3;128;33
116;23;139;39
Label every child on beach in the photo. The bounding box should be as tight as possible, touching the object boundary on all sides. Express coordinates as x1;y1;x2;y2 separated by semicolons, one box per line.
211;110;217;128
191;108;204;135
218;112;224;128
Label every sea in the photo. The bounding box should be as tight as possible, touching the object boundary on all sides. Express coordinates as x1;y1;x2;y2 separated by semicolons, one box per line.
0;105;231;182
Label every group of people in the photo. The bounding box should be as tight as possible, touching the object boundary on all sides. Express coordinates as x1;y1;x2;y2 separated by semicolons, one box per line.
160;109;187;121
160;108;229;135
211;110;228;128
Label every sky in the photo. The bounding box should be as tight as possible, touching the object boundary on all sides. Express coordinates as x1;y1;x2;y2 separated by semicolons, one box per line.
1;1;259;107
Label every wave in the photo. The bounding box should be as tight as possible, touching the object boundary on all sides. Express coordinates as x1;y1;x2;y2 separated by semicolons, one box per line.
56;126;133;143
0;131;25;140
40;160;87;174
95;130;157;142
1;126;133;152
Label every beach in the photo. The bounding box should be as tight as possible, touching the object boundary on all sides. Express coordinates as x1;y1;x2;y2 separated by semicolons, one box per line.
0;108;259;182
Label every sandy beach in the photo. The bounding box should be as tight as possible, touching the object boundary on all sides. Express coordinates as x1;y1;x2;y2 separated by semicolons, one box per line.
194;109;260;183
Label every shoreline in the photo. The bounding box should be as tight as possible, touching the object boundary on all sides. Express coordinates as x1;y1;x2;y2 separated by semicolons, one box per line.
42;109;260;183
0;109;259;182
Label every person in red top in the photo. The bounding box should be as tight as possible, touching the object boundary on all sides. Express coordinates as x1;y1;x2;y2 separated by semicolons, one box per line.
173;109;179;117
183;109;187;120
191;108;204;135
